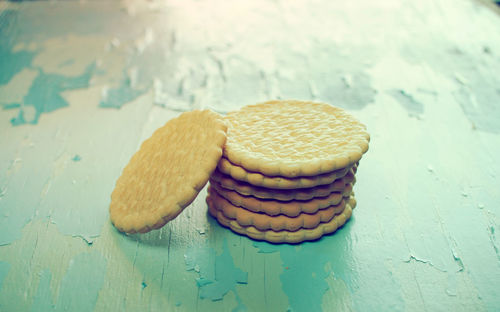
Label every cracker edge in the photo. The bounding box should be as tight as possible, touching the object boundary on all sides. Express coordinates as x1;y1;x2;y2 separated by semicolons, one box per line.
210;168;355;201
224;100;370;177
110;110;227;234
209;183;348;217
208;187;350;231
208;197;355;244
218;157;357;189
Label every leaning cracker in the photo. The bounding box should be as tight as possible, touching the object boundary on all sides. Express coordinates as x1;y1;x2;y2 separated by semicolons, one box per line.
208;197;356;244
218;157;357;189
109;110;227;234
209;183;351;217
224;100;369;177
208;187;350;231
210;168;355;201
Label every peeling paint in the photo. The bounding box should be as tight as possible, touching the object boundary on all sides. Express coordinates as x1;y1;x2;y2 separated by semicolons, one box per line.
484;211;500;262
185;239;247;304
251;233;403;312
404;255;447;272
7;63;96;125
31;269;54;311
0;261;10;291
388;89;424;116
99;68;147;109
1;0;500;310
0;10;36;85
54;251;107;311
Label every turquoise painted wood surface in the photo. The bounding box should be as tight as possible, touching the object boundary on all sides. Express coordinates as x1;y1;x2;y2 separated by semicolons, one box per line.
1;0;500;311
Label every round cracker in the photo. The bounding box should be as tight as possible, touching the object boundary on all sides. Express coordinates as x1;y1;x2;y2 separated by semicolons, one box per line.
207;196;356;244
110;110;227;233
207;187;350;231
224;100;369;177
209;183;351;217
218;157;357;189
210;168;355;201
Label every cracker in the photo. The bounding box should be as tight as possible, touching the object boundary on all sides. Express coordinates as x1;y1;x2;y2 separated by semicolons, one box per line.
224;100;369;178
218;157;358;189
209;183;351;217
207;196;356;243
109;110;227;233
210;168;355;201
207;187;350;231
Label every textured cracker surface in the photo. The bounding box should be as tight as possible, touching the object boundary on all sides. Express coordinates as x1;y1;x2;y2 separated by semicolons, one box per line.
210;169;355;201
224;100;369;177
208;197;356;243
209;183;349;217
208;187;350;231
109;110;227;233
218;157;357;189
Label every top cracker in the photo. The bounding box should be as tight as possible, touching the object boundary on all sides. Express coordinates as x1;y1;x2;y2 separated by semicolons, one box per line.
224;100;369;177
109;110;227;234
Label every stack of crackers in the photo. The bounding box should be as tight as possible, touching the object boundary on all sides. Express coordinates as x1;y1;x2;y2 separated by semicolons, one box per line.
109;100;369;244
206;100;369;243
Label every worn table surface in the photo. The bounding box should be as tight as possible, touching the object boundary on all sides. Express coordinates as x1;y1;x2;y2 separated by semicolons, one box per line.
1;0;500;311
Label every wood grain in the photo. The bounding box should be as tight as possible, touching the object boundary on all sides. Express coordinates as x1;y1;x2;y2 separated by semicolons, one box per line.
0;0;499;311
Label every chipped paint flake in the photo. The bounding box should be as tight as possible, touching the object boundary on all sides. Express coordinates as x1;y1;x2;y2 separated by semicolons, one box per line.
185;239;247;305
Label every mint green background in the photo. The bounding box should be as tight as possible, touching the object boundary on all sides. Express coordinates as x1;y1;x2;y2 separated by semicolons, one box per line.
1;1;499;311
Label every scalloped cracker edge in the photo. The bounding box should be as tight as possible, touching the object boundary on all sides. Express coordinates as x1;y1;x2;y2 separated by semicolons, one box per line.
209;182;353;217
208;196;356;243
210;168;355;201
208;186;354;231
109;110;227;234
223;100;369;177
218;157;358;189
